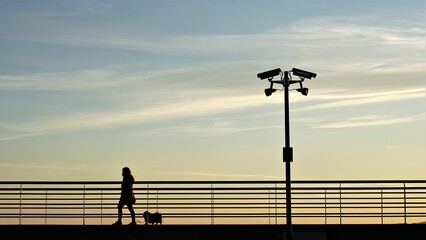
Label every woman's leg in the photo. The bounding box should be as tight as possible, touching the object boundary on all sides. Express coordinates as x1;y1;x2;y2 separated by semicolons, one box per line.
118;206;123;221
114;200;125;224
128;204;136;223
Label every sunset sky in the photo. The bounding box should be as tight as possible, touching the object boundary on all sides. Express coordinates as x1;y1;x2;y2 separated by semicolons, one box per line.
0;0;424;181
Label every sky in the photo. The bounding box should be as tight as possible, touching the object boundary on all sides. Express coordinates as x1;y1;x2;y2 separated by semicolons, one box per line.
0;0;424;181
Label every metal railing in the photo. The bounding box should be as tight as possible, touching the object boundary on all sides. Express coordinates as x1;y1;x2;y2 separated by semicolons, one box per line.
0;180;425;225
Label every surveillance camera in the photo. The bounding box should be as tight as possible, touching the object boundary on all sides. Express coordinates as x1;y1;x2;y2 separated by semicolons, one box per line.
264;88;277;97
257;68;282;80
292;68;317;79
296;88;309;96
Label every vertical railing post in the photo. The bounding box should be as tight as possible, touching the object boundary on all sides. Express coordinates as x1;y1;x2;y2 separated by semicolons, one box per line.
211;183;214;225
380;189;384;224
403;182;407;224
83;184;86;225
274;182;278;224
147;183;150;212
339;182;342;224
19;184;22;225
156;190;159;212
100;189;103;225
324;189;327;225
268;189;271;224
45;189;48;225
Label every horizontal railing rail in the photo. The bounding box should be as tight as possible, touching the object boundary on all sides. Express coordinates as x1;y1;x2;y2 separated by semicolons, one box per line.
0;180;424;225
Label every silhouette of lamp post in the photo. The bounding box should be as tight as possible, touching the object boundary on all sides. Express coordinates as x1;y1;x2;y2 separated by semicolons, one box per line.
257;67;317;240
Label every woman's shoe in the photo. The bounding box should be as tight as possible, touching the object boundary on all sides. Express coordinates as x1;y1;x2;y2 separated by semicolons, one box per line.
112;220;122;226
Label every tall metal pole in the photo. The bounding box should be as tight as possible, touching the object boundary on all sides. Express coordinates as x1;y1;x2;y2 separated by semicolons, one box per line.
283;71;293;240
258;67;316;240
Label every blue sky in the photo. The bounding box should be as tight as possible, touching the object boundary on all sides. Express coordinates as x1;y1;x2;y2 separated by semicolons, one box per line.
0;0;424;181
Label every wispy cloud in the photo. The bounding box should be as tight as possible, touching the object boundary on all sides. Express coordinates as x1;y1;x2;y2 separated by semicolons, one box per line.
148;170;278;180
0;132;45;142
1;162;95;172
1;14;423;95
0;162;105;180
60;16;424;57
305;113;425;129
0;69;123;90
287;16;425;48
1;87;423;140
9;0;112;17
143;120;282;137
2;15;423;74
0;13;423;140
297;88;425;111
0;94;270;138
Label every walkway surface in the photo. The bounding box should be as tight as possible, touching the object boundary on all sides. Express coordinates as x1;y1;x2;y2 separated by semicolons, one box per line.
2;224;425;240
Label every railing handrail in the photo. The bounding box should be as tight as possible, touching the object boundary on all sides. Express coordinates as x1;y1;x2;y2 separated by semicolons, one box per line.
0;180;425;185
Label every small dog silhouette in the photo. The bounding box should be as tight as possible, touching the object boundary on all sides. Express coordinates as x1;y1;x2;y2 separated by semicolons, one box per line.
143;211;162;225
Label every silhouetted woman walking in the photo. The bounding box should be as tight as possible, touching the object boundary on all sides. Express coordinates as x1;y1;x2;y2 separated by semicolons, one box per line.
113;167;136;225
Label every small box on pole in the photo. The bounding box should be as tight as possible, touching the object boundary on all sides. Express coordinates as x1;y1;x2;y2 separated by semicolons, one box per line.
283;147;293;162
